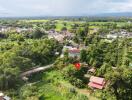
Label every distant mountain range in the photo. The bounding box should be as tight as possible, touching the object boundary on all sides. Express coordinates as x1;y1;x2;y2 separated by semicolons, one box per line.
94;12;132;17
0;12;132;18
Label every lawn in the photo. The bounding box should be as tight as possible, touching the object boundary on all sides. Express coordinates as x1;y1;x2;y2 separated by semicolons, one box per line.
55;20;73;31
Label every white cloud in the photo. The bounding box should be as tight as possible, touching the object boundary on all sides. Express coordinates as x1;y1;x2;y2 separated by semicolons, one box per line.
104;0;132;12
0;6;7;12
0;0;132;16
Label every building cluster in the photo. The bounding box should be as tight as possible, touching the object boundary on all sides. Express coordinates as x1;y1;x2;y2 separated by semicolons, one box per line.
47;29;74;42
106;30;132;40
61;46;80;58
15;27;33;33
0;26;11;33
0;26;33;33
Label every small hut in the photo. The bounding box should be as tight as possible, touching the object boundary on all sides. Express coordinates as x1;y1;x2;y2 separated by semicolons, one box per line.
88;76;105;89
88;68;96;74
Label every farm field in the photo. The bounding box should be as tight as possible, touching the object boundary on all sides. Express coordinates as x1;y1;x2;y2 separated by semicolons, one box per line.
23;20;128;32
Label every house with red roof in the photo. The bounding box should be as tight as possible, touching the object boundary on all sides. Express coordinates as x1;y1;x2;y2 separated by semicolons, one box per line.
88;76;105;89
68;48;80;58
61;46;80;58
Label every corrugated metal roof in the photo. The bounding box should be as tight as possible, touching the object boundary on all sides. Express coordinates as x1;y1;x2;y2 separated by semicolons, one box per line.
88;82;104;89
89;76;105;85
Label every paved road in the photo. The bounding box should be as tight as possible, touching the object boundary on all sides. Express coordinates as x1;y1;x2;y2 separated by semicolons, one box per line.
20;64;53;77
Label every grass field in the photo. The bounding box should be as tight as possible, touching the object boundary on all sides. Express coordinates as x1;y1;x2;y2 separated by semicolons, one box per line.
55;21;72;31
89;22;127;27
23;20;49;23
21;19;128;32
19;69;99;100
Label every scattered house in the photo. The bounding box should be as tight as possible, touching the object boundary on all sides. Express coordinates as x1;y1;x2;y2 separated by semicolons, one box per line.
60;46;73;58
88;76;105;89
62;31;75;40
47;30;74;42
47;30;65;42
107;34;118;39
0;92;10;100
106;30;132;40
0;26;10;33
61;46;80;58
54;35;65;42
84;67;96;78
88;68;96;74
48;32;64;42
0;26;34;33
68;48;80;58
16;27;33;33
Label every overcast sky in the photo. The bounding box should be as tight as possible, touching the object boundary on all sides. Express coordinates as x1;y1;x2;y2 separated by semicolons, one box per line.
0;0;132;17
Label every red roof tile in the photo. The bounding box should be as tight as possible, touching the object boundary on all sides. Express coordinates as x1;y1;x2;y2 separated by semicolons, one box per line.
89;76;105;85
88;82;104;89
68;49;80;53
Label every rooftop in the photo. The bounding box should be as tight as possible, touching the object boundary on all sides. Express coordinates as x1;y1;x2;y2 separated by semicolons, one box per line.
89;76;105;85
68;49;80;53
88;76;105;89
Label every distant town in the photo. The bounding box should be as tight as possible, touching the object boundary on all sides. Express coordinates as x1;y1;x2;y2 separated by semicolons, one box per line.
0;17;132;100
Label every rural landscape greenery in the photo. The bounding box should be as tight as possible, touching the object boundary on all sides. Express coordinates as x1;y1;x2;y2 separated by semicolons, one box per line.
0;17;132;100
